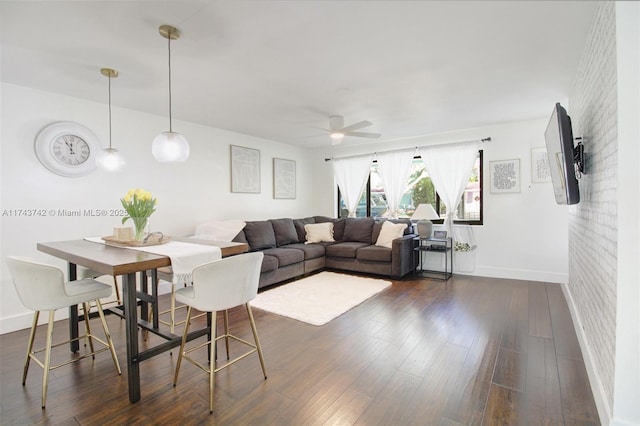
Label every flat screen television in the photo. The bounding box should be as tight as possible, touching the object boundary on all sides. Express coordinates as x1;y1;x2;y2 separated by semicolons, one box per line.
544;103;580;205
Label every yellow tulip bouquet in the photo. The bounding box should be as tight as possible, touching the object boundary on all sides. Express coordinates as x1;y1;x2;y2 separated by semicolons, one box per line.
120;188;157;241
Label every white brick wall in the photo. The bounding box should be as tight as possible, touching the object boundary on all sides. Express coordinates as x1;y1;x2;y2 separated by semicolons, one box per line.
568;1;617;412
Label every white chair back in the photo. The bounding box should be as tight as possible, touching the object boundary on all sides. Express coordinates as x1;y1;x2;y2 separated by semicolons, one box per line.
6;256;68;311
189;252;263;312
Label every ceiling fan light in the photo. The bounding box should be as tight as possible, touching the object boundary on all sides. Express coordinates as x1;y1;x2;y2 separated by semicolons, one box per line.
96;147;125;171
152;131;190;162
330;132;345;140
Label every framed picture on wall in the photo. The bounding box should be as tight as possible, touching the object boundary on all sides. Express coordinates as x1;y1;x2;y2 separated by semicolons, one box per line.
490;158;520;193
531;147;551;183
230;145;261;193
273;158;296;199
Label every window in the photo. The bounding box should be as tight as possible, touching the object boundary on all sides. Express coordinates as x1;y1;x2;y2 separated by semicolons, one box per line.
338;150;483;225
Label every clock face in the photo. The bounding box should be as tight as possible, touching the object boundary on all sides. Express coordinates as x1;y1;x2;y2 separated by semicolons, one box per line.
52;134;91;165
34;122;101;177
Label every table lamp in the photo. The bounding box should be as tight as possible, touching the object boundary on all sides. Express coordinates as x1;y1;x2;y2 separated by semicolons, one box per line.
411;204;440;238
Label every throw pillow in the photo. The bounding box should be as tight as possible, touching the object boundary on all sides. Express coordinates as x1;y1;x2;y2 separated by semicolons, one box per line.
293;217;315;242
270;218;299;246
375;221;408;248
304;222;335;244
243;221;277;251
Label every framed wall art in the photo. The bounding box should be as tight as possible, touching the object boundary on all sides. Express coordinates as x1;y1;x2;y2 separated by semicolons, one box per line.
273;158;296;199
490;158;520;193
531;147;551;183
230;145;261;193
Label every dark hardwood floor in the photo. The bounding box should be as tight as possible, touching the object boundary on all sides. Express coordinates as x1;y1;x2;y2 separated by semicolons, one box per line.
0;274;600;425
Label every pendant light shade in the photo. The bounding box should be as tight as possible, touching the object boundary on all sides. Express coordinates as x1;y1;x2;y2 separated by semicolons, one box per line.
152;131;189;162
96;147;125;171
96;68;125;171
153;24;189;162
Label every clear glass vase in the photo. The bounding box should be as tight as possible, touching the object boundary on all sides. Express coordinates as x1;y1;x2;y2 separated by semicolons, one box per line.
133;218;149;242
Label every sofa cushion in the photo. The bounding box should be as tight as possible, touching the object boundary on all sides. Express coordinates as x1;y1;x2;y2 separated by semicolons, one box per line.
357;245;392;262
293;217;315;242
314;216;346;241
332;218;346;241
244;221;276;251
261;254;279;273
232;230;247;244
325;242;370;258
270;218;299;246
375;221;408;248
343;217;374;243
262;248;305;267
284;243;325;260
305;222;335;243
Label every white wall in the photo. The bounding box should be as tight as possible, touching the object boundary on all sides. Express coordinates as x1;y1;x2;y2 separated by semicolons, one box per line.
0;83;315;333
612;2;639;425
310;117;571;284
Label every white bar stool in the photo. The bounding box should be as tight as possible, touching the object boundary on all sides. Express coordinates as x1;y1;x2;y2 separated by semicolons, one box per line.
173;252;267;413
6;256;122;408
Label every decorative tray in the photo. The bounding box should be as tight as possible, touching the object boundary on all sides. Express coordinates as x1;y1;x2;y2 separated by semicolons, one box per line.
101;234;171;247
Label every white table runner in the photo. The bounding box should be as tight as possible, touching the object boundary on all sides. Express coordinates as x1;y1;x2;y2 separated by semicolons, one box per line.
84;237;222;284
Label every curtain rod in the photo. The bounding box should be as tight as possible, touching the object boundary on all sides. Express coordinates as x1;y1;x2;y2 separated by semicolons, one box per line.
324;137;491;161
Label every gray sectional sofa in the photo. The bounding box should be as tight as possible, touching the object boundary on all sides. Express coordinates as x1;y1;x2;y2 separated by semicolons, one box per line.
231;216;416;289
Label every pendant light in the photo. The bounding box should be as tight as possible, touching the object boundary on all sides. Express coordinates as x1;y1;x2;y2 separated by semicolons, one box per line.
96;68;125;171
152;24;190;162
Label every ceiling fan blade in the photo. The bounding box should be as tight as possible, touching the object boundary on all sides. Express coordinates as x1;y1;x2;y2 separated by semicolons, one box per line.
329;115;344;131
342;120;373;132
344;131;381;139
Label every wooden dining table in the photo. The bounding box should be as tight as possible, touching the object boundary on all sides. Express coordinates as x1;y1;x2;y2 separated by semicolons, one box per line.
37;238;248;403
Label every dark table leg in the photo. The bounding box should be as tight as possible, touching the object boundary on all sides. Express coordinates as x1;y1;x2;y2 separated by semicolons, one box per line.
123;272;141;403
150;269;159;329
68;263;79;352
139;271;148;323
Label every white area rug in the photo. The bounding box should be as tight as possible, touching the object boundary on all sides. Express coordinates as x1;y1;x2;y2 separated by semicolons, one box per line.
249;271;391;326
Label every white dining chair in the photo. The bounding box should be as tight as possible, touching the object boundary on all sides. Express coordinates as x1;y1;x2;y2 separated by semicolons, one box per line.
173;252;267;413
6;256;122;408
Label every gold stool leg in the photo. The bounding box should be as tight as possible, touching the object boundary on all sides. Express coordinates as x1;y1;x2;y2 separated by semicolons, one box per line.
245;304;267;379
82;303;95;358
173;306;192;386
23;311;39;385
113;276;122;305
223;310;230;360
95;299;121;375
209;312;217;414
42;311;55;408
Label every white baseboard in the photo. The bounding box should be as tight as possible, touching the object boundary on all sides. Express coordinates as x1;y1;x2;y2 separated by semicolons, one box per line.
473;265;568;284
561;283;612;426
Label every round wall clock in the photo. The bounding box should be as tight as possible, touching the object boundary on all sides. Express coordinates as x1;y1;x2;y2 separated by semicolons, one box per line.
34;121;101;177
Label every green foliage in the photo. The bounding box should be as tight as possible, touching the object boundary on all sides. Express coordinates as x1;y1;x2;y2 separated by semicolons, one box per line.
412;176;435;206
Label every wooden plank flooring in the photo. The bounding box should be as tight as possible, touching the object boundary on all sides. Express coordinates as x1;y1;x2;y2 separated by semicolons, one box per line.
0;274;600;425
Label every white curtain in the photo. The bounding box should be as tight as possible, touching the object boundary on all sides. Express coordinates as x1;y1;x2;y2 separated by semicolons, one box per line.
332;155;374;217
375;150;416;218
418;141;480;237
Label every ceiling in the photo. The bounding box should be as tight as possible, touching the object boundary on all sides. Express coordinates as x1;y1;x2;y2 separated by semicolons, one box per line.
0;1;598;149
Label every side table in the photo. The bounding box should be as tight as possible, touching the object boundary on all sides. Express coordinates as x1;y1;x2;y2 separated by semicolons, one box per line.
414;237;453;280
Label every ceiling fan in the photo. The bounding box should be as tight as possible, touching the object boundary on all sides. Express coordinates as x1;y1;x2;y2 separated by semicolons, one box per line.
325;115;381;145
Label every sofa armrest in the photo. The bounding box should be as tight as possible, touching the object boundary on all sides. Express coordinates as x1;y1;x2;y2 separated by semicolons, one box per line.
391;233;416;278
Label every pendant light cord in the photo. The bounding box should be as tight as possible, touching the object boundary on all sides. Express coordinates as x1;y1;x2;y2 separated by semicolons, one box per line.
167;31;173;133
108;74;113;149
